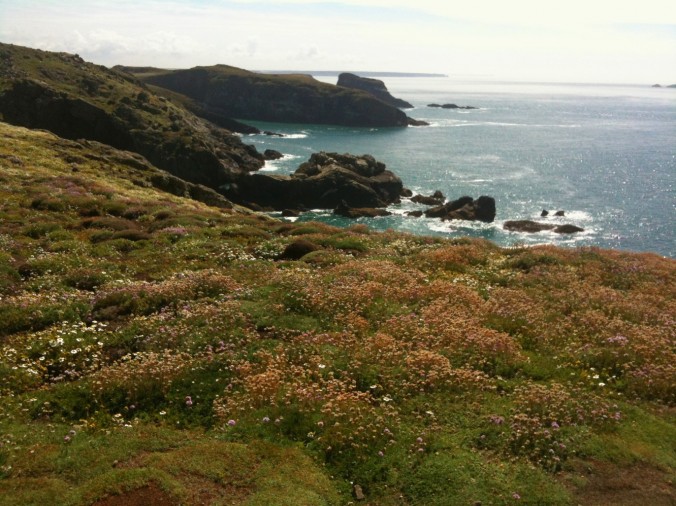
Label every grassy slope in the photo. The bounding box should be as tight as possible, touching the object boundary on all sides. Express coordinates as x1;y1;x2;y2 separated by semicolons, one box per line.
0;122;674;505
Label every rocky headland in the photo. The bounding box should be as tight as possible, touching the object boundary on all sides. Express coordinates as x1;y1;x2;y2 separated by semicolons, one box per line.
337;72;413;109
125;65;425;128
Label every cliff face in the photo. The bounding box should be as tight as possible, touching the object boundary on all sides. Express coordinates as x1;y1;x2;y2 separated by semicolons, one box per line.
135;65;413;127
0;43;264;189
337;72;413;109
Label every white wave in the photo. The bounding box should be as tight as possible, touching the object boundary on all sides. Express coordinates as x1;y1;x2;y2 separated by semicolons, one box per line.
259;154;301;172
430;120;582;129
558;210;593;221
282;132;309;139
535;210;593;222
427;219;498;234
259;163;280;172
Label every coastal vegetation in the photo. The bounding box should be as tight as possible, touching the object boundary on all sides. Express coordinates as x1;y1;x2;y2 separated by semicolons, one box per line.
0;41;673;505
0;122;673;505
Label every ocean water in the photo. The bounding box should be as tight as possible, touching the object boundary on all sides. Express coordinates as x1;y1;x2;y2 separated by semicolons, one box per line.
242;78;676;258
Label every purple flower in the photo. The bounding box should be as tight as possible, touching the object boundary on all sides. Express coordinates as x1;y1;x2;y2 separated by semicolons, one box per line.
63;435;71;442
378;451;384;457
551;421;560;429
185;396;193;407
227;419;236;427
416;437;423;443
512;492;521;500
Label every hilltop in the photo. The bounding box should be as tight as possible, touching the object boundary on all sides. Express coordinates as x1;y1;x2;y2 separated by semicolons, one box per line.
0;121;674;504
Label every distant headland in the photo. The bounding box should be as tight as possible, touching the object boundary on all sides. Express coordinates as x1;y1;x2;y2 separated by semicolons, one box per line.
259;70;448;78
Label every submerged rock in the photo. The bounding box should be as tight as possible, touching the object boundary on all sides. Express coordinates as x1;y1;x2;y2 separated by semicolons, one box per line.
334;200;392;218
503;220;584;234
428;103;478;110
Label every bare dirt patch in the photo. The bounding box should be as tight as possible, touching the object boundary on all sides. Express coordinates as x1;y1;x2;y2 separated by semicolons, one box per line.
93;483;178;506
561;460;675;505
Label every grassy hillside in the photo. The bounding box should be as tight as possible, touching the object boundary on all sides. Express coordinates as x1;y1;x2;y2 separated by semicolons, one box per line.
0;121;674;505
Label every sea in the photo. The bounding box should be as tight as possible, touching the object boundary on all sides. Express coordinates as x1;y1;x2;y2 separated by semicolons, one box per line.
241;77;676;258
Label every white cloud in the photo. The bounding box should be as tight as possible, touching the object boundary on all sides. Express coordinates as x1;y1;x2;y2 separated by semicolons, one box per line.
228;0;676;25
229;38;260;58
0;0;674;81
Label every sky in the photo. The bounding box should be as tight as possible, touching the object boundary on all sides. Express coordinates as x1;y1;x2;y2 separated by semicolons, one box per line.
1;0;675;83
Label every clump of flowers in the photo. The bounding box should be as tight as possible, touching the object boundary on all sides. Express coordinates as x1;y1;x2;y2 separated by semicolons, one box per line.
503;382;620;471
1;320;109;390
213;346;399;463
403;350;494;394
89;350;194;411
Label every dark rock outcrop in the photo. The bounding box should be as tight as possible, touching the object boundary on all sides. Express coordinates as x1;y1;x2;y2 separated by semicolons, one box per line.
337;72;413;109
136;65;417;128
264;149;283;160
407;117;430;126
226;152;403;211
425;196;496;222
553;224;584;234
503;220;584;234
277;240;321;260
334;201;392;218
411;190;445;206
428;103;477;110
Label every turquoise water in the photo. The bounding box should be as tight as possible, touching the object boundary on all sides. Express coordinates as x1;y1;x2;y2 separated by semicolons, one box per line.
242;78;676;258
